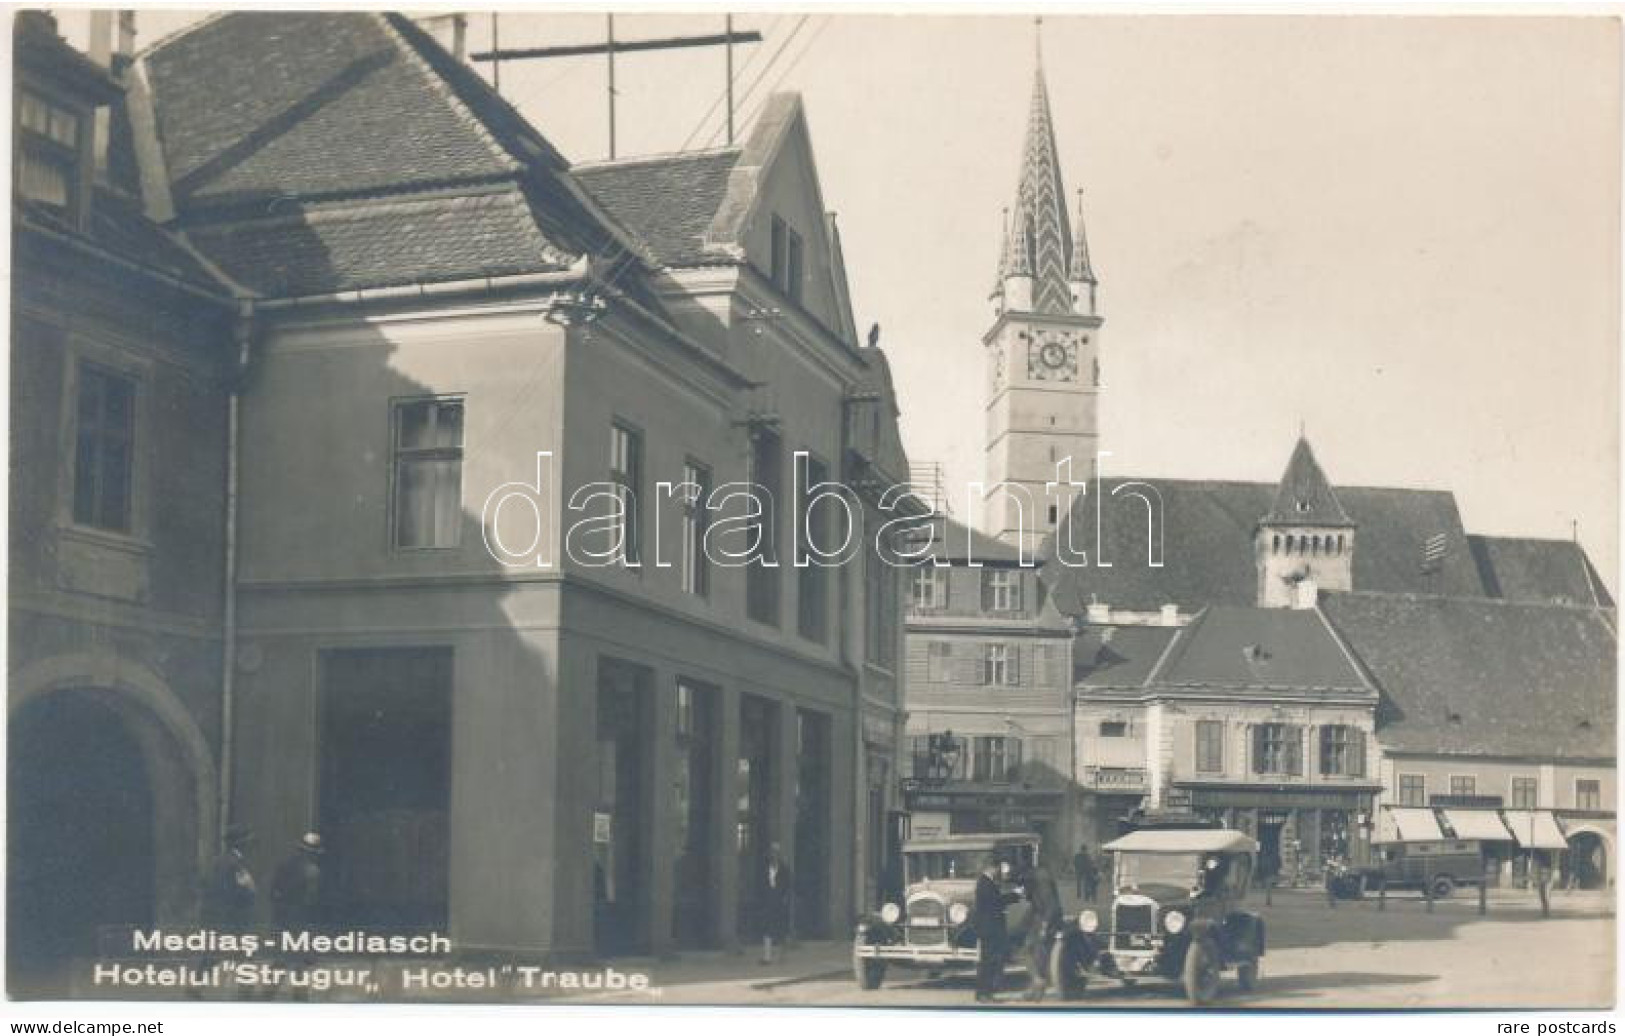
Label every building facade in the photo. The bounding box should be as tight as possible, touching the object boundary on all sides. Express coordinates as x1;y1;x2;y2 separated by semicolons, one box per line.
1045;435;1616;885
9;10;919;982
901;519;1076;856
8;12;237;996
1074;604;1381;880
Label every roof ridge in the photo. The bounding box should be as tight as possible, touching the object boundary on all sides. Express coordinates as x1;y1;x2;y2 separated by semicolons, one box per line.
373;14;521;176
576;146;743;170
135;10;230;60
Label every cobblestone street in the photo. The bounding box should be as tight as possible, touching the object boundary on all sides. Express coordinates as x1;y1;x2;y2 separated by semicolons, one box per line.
564;889;1616;1010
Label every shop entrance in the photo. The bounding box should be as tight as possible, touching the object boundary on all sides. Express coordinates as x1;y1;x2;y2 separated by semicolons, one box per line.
595;661;653;956
736;694;778;939
319;648;452;928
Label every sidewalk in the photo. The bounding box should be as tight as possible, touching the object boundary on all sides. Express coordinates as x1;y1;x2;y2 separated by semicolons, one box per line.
606;939;853;994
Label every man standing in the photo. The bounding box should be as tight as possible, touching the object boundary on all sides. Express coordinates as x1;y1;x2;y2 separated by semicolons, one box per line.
270;832;325;932
203;825;258;929
972;854;1019;1003
756;843;794;965
1020;861;1065;1002
1074;844;1099;901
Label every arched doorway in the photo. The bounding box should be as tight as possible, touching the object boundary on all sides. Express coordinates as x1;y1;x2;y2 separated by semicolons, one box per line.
1567;830;1609;890
8;689;156;991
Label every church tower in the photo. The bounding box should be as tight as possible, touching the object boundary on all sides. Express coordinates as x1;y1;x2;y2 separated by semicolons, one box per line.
984;52;1102;549
1255;437;1357;607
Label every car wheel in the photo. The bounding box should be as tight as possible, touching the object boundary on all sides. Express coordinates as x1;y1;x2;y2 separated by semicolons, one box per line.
1182;939;1221;1006
1237;960;1260;992
1430;875;1455;900
1048;940;1087;1001
853;953;886;990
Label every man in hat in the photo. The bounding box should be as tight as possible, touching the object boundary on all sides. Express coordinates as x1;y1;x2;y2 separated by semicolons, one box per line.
268;832;326;1001
203;824;258;929
971;852;1020;1003
271;832;326;932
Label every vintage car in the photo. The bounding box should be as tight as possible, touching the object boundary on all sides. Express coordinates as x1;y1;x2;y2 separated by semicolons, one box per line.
852;832;1037;990
1050;828;1265;1005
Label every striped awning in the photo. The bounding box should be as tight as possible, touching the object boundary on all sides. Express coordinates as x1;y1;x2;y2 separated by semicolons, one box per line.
1442;809;1514;842
1501;810;1570;850
1375;806;1446;843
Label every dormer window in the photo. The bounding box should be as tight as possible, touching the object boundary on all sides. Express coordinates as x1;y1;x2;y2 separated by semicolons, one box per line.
16;88;84;216
769;214;804;304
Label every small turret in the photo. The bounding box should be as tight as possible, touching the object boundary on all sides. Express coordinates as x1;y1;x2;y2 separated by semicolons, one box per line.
1255;437;1357;607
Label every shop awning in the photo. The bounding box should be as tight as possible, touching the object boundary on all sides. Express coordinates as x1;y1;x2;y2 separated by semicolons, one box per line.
1375;806;1445;843
1501;810;1570;850
1442;809;1514;842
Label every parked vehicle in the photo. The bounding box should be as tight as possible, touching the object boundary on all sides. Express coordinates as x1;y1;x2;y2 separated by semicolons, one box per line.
1360;840;1487;899
851;833;1037;990
1049;828;1265;1005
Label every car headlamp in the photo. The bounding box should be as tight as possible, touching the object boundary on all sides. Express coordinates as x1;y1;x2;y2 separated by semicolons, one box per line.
1163;909;1187;934
880;902;902;924
1077;909;1099;933
948;902;969;926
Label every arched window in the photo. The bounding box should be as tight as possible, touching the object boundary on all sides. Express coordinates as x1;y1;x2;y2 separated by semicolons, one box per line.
1312;535;1321;555
1337;534;1346;554
1272;533;1282;554
1285;534;1296;553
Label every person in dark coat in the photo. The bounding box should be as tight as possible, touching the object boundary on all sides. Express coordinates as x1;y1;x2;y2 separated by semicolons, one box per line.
203;824;258;928
267;832;325;1001
1073;844;1099;900
755;843;793;964
1020;862;1065;1002
270;832;325;931
972;854;1020;1003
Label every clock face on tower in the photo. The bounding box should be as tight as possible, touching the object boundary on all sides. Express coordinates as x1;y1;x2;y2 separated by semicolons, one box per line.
1026;329;1080;382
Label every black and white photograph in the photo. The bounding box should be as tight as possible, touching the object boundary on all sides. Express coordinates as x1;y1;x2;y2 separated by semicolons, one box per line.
4;2;1619;1028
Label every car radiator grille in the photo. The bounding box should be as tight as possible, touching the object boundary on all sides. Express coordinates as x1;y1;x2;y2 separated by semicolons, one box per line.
1112;903;1155;950
905;899;948;946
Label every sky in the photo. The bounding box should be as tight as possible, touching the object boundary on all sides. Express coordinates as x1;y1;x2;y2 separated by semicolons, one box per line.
69;7;1622;590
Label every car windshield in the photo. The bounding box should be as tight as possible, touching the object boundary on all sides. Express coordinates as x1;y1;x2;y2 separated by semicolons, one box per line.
906;844;1035;883
1114;851;1203;893
906;850;985;882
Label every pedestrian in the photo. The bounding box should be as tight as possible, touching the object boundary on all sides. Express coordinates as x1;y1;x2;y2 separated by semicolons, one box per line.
1020;861;1064;1002
1079;845;1100;901
972;853;1019;1003
203;824;258;929
268;832;325;1001
270;832;325;931
755;843;793;965
1072;844;1087;898
194;824;256;1001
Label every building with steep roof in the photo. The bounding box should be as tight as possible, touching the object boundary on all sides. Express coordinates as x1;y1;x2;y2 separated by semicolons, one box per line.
1073;604;1382;878
9;10;924;984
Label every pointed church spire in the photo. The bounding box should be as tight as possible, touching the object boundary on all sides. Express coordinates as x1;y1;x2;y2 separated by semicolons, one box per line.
998;57;1074;315
1262;437;1354;527
1069;190;1097;286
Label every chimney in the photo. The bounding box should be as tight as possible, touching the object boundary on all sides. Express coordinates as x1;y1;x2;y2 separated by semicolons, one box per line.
1291;575;1319;610
1159;603;1179;627
118;11;137;60
85;11;136;184
417;13;468;61
1086;599;1110;625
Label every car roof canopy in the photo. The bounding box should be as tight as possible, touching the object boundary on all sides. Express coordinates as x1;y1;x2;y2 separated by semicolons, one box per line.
1103;829;1259;854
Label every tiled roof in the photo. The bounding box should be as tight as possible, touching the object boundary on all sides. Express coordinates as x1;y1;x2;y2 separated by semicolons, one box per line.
1076;624;1179;689
1152;605;1370;692
1468;534;1615;608
16;191;225;294
1042;477;1486;613
181;186;572;298
920;517;1026;565
1262;437;1353;526
142;12;650;301
1322;592;1616;761
146;12;515;210
575;149;743;267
